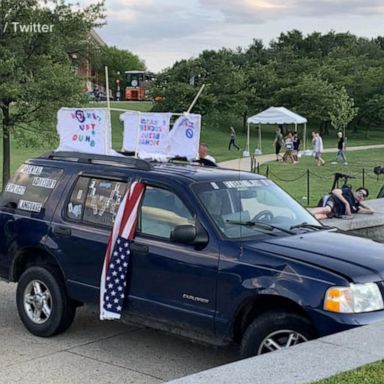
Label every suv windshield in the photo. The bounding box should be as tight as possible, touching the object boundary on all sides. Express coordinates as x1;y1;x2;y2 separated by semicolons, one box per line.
193;178;319;239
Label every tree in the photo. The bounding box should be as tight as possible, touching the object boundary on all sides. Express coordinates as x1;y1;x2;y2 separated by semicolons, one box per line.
0;0;105;187
275;75;337;128
94;46;145;94
329;87;358;137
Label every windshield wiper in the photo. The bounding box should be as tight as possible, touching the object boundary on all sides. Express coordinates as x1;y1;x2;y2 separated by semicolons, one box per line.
226;220;295;235
289;222;335;231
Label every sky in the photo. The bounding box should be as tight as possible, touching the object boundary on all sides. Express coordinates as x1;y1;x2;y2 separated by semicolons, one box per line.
81;0;384;73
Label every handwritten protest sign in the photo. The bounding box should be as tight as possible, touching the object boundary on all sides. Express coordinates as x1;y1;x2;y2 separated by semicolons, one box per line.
56;108;112;154
120;112;171;156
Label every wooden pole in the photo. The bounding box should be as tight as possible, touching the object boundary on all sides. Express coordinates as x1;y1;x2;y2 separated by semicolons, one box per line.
186;84;205;113
105;66;111;111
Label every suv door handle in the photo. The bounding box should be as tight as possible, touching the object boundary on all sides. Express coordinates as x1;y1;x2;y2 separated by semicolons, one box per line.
53;225;72;237
130;243;149;256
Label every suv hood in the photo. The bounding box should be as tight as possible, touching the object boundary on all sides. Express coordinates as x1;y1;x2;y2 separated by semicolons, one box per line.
244;231;384;283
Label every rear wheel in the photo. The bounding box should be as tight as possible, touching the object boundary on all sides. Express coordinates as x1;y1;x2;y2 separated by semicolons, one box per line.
240;310;315;358
16;266;76;337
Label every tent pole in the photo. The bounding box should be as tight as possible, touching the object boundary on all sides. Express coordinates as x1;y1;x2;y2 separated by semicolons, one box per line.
246;123;250;154
259;124;262;153
303;123;307;151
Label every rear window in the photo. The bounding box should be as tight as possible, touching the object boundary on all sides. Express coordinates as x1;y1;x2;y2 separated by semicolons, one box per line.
0;164;63;213
66;176;128;228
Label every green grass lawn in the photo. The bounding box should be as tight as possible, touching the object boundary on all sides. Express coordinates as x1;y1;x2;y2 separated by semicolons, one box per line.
314;360;384;384
206;125;384;163
256;148;384;207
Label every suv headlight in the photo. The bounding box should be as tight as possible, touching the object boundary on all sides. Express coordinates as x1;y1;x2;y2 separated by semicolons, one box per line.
324;283;384;313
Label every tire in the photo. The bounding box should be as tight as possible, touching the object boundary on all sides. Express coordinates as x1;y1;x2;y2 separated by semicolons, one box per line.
16;266;76;337
240;310;315;358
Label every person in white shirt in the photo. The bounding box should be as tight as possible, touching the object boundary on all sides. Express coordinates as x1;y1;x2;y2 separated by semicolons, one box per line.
198;143;217;166
312;131;325;166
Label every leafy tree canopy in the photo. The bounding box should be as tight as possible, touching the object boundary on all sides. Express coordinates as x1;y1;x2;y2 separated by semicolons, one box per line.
0;0;105;185
150;30;384;137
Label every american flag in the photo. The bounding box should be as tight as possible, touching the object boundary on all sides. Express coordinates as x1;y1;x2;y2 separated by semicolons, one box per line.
100;181;145;320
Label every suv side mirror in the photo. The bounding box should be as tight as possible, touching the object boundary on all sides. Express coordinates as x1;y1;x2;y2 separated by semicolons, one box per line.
170;223;208;249
171;225;196;243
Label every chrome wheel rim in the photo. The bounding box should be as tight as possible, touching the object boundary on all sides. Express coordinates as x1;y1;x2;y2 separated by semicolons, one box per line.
23;280;52;324
258;330;307;354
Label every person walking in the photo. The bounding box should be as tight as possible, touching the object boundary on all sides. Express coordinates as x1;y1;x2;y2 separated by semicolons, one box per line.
282;131;296;163
332;132;348;165
312;131;325;166
272;126;284;161
292;132;300;162
228;127;240;150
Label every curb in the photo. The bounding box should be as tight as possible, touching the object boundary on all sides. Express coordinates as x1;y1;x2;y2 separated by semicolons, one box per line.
167;321;384;384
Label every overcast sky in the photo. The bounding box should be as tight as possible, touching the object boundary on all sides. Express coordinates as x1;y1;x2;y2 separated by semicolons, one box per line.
83;0;384;73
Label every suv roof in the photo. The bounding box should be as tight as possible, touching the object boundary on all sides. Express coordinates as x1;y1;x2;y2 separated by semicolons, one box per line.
33;151;264;183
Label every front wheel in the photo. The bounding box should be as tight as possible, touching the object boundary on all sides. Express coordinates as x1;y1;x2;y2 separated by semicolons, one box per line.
240;310;315;358
16;266;76;337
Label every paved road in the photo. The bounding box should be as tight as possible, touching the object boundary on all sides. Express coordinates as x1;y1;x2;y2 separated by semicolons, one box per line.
219;144;384;170
0;280;237;384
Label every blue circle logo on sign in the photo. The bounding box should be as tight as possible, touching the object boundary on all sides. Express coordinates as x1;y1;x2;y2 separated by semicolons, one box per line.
186;128;193;139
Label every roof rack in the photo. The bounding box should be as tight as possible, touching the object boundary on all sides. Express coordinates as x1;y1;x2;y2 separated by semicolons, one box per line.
39;151;152;171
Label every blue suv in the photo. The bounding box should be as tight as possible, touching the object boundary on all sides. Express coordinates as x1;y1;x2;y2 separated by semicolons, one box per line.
1;151;384;357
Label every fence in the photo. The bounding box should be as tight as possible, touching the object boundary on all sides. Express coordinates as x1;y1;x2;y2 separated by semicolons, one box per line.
251;159;384;207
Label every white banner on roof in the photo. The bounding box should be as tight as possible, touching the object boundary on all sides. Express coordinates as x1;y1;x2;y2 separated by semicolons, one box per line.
121;112;172;155
120;111;139;152
56;108;112;155
167;113;201;160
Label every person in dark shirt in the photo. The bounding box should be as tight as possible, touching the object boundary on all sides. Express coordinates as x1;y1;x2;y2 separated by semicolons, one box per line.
228;126;240;150
311;186;374;219
332;132;348;165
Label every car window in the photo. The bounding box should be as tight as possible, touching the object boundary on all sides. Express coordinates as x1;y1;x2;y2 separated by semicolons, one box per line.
139;186;194;239
193;179;319;239
0;164;63;213
66;176;127;228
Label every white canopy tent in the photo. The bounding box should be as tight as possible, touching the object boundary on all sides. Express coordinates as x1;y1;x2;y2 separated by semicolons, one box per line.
246;107;308;155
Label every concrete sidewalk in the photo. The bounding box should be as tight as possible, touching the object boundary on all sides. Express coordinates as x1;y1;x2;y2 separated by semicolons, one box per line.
0;280;237;384
219;144;384;171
